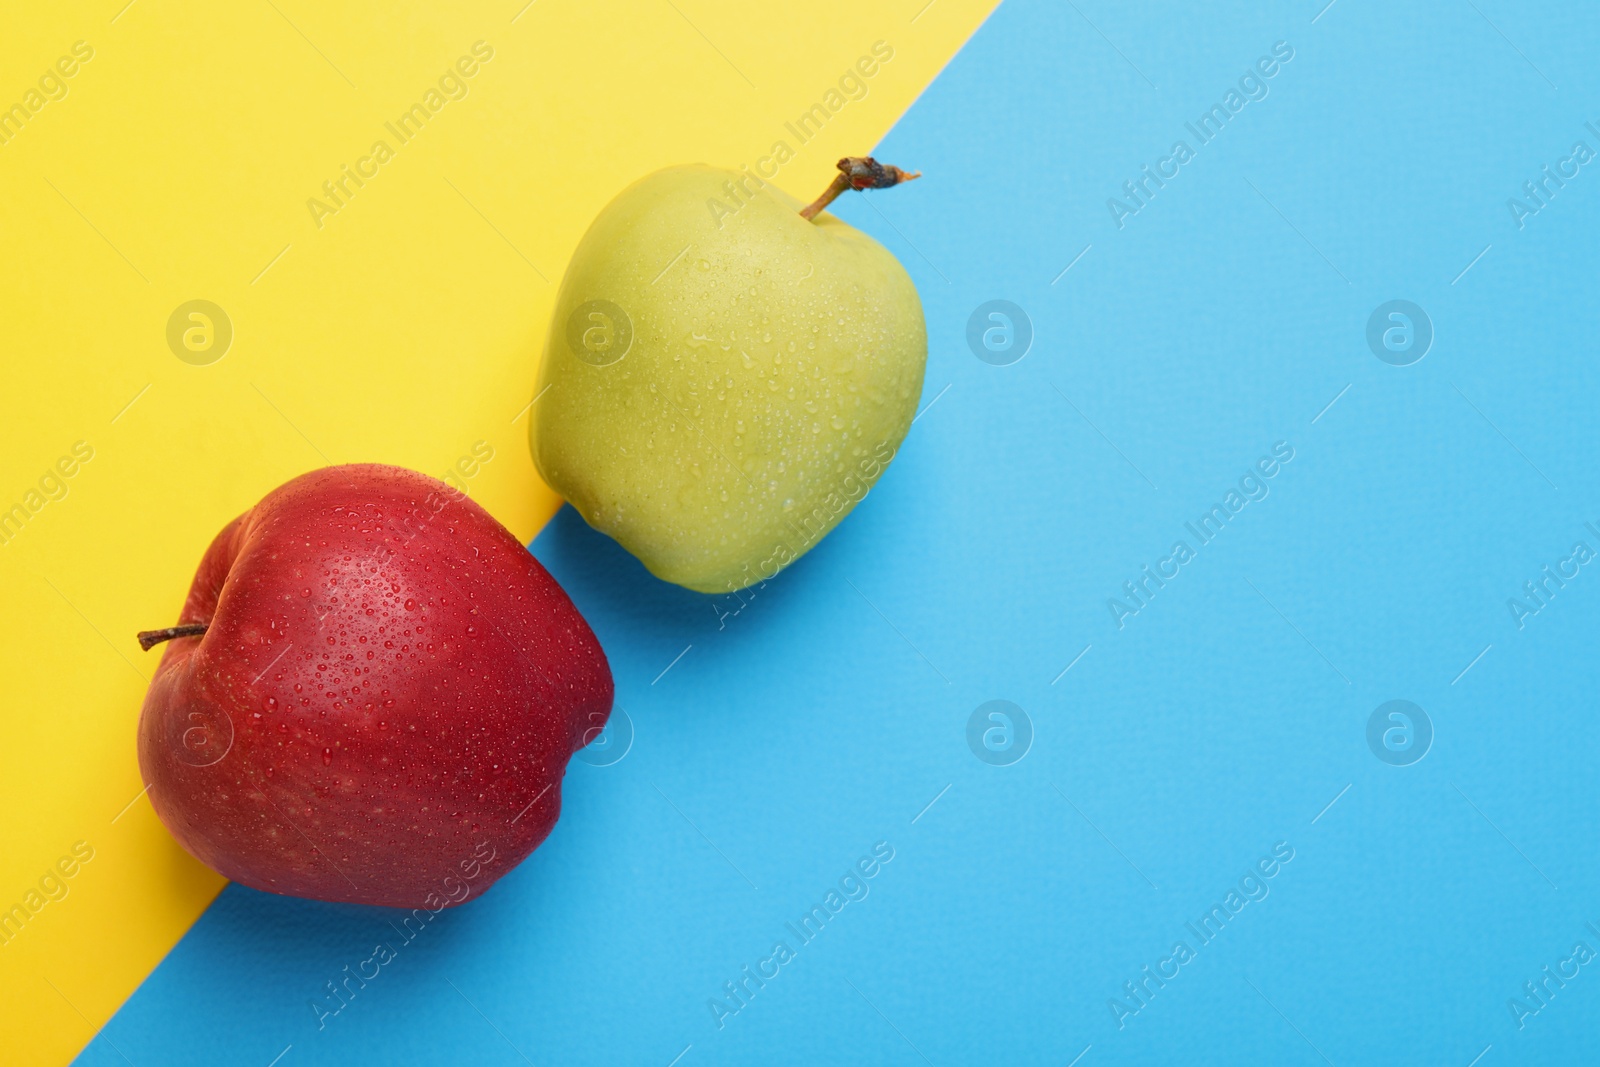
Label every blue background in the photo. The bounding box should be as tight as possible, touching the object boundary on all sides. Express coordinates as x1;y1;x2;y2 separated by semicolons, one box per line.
83;1;1600;1063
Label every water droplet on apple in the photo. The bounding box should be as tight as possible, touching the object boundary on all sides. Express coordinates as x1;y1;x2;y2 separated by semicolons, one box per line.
323;748;332;766
404;598;416;611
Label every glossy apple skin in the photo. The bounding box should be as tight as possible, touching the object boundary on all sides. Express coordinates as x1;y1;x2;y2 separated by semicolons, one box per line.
137;464;611;909
532;165;926;594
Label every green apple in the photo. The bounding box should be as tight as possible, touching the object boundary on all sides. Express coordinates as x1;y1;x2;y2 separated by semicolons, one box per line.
532;159;927;594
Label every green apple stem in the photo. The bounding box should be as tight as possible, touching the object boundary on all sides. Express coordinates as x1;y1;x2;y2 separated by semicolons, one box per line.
137;623;209;651
799;156;921;221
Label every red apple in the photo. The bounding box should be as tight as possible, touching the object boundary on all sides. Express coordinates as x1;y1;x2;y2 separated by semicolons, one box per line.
135;464;612;908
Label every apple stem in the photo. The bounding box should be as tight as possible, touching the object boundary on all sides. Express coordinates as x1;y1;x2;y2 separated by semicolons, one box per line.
138;623;209;651
799;156;921;221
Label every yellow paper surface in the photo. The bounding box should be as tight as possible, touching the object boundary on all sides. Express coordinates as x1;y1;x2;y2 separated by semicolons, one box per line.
0;1;996;1062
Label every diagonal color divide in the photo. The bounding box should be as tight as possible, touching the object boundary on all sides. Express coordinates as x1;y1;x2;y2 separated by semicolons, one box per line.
0;3;1003;1062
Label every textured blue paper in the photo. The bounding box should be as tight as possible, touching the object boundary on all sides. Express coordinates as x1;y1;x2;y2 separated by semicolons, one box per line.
82;1;1600;1063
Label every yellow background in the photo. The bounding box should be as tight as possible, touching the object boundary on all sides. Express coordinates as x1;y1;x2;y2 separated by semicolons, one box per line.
0;1;995;1062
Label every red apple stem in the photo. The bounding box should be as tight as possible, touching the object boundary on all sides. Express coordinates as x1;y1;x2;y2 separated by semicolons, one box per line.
799;156;921;221
137;623;209;651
